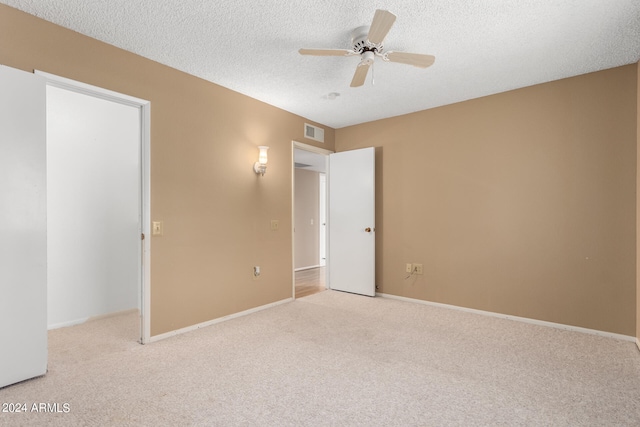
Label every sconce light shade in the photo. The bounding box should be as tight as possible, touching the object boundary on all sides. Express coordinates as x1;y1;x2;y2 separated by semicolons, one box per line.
254;146;269;176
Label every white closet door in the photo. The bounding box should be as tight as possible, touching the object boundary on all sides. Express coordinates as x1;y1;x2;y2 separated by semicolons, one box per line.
0;65;47;388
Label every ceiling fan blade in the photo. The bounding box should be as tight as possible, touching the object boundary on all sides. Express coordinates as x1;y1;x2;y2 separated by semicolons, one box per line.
384;51;435;68
350;62;371;87
367;9;396;45
299;48;357;57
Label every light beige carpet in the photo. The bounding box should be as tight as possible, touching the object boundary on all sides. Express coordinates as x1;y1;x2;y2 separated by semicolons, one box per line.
1;290;640;426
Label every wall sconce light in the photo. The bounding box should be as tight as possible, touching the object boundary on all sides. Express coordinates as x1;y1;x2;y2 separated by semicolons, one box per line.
254;146;269;176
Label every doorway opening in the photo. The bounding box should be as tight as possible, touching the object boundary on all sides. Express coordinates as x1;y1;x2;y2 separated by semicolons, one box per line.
293;142;332;298
37;71;151;344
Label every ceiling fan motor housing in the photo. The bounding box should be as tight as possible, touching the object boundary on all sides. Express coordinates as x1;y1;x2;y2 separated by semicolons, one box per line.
350;25;384;54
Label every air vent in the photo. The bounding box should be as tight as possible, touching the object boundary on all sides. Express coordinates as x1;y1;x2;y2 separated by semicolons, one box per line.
295;162;311;168
304;123;324;143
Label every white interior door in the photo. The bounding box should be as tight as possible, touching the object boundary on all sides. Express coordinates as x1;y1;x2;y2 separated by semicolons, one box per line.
0;65;47;388
329;147;375;296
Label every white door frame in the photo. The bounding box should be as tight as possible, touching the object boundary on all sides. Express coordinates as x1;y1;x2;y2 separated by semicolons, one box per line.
35;71;152;344
292;141;332;297
319;172;327;267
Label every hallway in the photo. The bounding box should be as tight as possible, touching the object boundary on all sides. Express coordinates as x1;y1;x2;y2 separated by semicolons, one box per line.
294;267;325;298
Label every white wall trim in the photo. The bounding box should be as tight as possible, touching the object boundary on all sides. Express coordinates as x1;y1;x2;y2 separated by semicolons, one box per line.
48;317;90;331
140;97;151;345
47;309;140;331
147;298;293;343
293;140;333;156
34;71;148;107
87;308;139;322
35;70;152;344
292;141;334;298
377;293;636;342
295;265;322;272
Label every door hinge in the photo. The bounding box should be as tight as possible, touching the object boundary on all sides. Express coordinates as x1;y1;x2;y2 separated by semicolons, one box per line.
141;233;145;240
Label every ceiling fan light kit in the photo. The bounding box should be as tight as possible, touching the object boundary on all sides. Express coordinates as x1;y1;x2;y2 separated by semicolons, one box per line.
299;9;435;87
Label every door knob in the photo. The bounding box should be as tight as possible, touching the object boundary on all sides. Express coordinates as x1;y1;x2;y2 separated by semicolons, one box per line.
365;227;372;233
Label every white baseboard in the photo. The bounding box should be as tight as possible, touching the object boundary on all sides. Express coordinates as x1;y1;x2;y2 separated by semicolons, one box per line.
294;265;322;272
377;293;636;343
47;308;139;330
148;298;293;343
88;308;139;322
48;317;89;330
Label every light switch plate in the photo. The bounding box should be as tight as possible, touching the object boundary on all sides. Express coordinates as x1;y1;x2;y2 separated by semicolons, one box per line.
271;220;279;231
152;221;163;236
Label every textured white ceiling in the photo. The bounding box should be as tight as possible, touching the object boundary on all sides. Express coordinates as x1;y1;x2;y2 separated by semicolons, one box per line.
3;0;639;128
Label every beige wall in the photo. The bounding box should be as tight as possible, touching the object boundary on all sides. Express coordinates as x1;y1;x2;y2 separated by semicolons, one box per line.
2;4;637;338
0;5;334;336
294;169;320;269
337;65;637;336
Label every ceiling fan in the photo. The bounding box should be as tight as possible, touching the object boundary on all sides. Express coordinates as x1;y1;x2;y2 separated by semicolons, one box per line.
299;9;435;88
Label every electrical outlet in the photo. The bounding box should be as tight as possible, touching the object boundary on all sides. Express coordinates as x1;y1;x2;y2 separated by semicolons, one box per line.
414;264;423;275
253;266;261;280
406;263;413;273
270;220;279;231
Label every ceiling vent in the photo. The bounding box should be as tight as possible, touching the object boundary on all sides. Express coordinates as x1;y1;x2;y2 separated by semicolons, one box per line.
304;123;324;143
